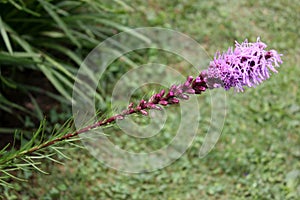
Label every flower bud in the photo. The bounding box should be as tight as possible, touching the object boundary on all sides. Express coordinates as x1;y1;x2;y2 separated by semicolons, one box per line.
159;100;168;106
140;110;148;116
171;98;179;104
185;88;195;94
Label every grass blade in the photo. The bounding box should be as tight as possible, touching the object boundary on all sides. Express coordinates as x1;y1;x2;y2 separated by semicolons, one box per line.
37;64;72;102
0;17;13;54
28;94;44;121
38;0;81;47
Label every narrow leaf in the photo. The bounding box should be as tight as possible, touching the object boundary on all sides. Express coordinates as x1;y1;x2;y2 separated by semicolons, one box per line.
0;17;13;54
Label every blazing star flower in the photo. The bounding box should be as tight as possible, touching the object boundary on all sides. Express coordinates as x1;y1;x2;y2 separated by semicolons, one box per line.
28;37;284;155
23;37;284;157
203;37;283;92
122;37;283;116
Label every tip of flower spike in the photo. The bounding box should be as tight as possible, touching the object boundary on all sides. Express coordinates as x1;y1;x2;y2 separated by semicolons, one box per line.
205;37;283;92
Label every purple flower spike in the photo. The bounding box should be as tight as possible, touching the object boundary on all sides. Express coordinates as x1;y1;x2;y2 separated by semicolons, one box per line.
203;37;283;92
36;37;284;153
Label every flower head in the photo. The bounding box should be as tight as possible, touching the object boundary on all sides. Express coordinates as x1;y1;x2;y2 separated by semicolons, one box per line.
121;38;283;118
203;37;283;92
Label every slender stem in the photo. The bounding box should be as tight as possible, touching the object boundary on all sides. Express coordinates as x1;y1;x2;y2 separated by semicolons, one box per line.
15;74;208;157
23;114;123;155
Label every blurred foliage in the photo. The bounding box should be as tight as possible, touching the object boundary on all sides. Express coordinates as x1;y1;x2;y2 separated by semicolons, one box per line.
0;0;300;199
0;0;137;133
0;0;139;194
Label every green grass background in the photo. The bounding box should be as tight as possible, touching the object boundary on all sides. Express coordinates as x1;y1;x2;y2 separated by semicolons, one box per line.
2;0;300;199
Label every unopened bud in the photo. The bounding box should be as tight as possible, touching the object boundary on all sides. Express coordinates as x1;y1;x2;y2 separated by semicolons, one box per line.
171;98;180;104
179;94;189;100
128;102;134;109
149;104;162;110
159;100;168;106
185;88;195;94
115;115;124;120
140;110;148;116
168;91;174;97
159;89;165;96
194;77;201;83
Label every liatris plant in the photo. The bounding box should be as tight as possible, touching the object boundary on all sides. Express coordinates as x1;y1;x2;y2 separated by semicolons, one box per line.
0;37;283;179
73;37;282;124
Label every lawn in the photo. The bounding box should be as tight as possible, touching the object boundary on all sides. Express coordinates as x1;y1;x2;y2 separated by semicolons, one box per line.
1;0;299;199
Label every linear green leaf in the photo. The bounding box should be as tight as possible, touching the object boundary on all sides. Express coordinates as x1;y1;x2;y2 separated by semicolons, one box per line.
38;0;81;47
0;17;13;54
